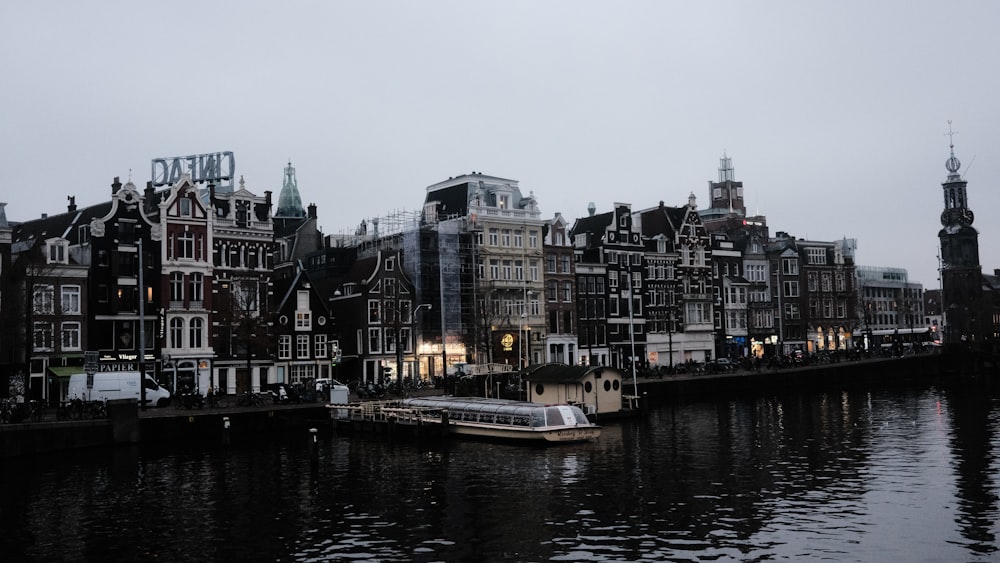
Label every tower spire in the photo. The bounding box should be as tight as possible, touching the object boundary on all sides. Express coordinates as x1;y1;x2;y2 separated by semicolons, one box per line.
944;120;961;180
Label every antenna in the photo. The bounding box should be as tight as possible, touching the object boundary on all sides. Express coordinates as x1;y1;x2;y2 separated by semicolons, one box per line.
962;154;976;180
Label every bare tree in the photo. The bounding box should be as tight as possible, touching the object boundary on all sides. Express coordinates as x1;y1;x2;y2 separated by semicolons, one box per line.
214;276;275;390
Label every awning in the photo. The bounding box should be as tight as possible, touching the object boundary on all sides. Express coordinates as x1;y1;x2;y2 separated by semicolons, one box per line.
49;366;82;378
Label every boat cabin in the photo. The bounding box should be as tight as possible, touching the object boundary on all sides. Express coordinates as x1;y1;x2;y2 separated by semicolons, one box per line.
524;364;625;417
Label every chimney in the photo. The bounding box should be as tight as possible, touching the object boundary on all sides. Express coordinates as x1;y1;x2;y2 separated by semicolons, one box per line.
67;195;77;213
265;190;272;212
144;181;156;214
307;203;317;219
111;176;122;194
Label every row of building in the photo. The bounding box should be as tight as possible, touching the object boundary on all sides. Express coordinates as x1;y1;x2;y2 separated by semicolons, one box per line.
0;146;989;405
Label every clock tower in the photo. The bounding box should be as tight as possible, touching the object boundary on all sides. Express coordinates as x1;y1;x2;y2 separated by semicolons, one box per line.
937;122;985;345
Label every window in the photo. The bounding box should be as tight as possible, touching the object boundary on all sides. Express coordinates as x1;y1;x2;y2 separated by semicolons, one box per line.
561;255;571;274
368;328;381;353
501;229;511;246
33;284;54;314
514;260;524;281
189;317;204;348
295;290;311;329
782;258;798;276
686;302;711;324
746;264;765;283
61;322;81;351
514;230;523;248
368;300;381;323
47;240;67;264
488;229;498;246
563;282;572;302
807;248;826;265
529;231;538;248
502;261;512;280
547;255;556;273
297;334;310;358
235;200;249;227
784;303;801;319
178;232;194;259
783;281;799;297
807;272;818;292
61;285;81;315
278;335;291;359
179;197;192;217
821;273;832;292
170;272;184;303
547;281;557;302
530;260;539;281
489;260;499;280
33;322;53;350
315;335;328;358
170;318;183;348
189;273;204;303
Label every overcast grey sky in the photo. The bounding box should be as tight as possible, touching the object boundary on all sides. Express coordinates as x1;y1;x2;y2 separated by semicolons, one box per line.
3;1;998;288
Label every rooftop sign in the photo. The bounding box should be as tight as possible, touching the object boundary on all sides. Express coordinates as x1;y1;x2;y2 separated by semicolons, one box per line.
151;151;235;189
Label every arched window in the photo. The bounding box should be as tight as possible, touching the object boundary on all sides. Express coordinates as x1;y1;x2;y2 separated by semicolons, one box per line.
170;317;184;348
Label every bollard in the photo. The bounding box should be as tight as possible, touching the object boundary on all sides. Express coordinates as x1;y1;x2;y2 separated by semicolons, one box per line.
309;427;319;463
222;416;231;446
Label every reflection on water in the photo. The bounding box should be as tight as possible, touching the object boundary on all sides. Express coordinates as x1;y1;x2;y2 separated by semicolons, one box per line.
2;378;998;562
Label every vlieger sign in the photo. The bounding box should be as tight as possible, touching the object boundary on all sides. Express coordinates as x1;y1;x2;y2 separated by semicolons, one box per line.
151;151;235;189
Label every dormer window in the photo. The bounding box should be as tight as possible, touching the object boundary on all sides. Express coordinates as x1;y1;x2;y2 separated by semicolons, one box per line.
179;197;192;217
236;200;249;227
47;239;68;264
499;195;510;209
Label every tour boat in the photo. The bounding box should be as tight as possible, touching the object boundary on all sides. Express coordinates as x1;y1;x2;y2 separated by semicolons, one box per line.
399;396;601;443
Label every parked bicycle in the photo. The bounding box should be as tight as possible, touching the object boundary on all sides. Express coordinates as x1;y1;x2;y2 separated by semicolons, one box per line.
206;387;229;408
236;390;266;407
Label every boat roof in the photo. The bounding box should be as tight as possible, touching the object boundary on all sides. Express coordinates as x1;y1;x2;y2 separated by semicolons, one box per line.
403;396;567;415
523;363;623;383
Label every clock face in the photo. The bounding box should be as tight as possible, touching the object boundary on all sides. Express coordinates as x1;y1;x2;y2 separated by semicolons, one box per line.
959;208;975;225
940;210;951;226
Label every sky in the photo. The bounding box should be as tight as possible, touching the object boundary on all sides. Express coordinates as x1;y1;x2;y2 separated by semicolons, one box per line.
2;1;998;288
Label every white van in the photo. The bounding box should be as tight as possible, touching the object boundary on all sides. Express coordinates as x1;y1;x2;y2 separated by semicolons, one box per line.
68;372;172;407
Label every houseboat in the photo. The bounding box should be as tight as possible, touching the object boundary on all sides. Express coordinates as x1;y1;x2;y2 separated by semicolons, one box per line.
400;396;601;443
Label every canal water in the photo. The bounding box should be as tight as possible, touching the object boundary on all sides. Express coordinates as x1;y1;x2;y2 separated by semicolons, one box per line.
2;377;998;562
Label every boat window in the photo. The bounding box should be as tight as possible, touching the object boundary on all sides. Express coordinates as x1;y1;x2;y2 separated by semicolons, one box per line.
571;409;590;425
545;407;566;427
512;415;530;427
535;384;544;396
495;414;511;425
613;380;620;391
531;411;545;427
604;380;611;392
584;381;593;393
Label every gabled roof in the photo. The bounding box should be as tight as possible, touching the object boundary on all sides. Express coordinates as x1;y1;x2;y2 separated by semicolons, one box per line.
638;204;687;238
569;211;613;240
274;265;331;317
12;200;112;248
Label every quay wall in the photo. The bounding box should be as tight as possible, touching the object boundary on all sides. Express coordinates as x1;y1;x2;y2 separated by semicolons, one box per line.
635;355;946;402
0;404;331;460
